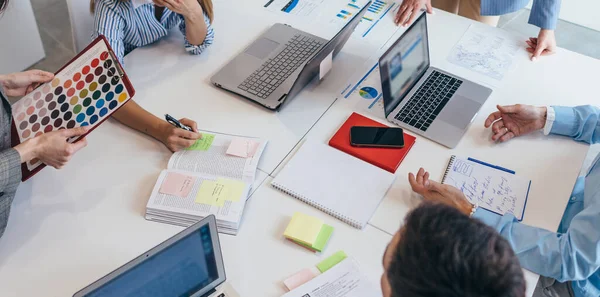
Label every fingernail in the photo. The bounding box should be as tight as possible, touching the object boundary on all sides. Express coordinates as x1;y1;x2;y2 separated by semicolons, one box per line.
532;57;537;62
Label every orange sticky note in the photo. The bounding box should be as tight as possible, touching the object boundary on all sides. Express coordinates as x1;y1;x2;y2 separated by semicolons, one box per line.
159;172;196;197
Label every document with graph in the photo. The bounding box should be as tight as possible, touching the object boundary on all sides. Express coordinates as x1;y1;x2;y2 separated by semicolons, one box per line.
442;156;531;220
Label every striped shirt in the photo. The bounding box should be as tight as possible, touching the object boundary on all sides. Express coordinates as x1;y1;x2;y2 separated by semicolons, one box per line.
481;0;561;29
92;0;215;65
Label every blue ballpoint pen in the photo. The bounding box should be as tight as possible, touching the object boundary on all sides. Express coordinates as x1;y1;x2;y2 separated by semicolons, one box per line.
164;114;192;132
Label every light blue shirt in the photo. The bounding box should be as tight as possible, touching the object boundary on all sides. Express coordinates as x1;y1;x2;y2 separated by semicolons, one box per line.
481;0;562;29
474;105;600;297
92;0;215;65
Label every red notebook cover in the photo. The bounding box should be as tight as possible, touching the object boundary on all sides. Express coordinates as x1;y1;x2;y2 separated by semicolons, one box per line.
328;113;416;173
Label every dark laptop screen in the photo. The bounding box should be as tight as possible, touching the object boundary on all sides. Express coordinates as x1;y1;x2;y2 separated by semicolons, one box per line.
380;13;430;117
86;225;219;297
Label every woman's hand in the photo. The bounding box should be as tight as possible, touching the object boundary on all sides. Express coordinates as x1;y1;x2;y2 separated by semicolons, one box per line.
158;118;202;152
154;0;202;18
526;29;557;61
408;168;472;215
0;70;54;97
395;0;433;27
15;126;90;169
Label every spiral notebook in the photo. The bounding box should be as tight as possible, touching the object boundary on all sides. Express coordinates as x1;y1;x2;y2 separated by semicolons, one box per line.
272;141;396;229
442;155;531;221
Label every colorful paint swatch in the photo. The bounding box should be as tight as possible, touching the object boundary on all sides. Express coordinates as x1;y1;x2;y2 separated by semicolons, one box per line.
12;38;133;172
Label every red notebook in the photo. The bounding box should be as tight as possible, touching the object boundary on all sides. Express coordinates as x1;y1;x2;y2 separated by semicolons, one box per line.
328;113;416;173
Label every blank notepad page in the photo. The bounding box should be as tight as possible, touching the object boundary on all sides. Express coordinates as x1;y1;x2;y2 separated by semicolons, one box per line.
272;141;396;229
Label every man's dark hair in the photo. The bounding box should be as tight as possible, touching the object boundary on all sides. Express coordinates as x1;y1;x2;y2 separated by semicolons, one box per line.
388;202;526;297
0;0;7;13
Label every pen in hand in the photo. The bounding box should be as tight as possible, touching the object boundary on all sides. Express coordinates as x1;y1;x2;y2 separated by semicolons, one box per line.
165;114;193;132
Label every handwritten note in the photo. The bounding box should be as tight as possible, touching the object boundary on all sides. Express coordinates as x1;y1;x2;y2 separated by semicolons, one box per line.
226;137;260;158
159;172;196;197
186;133;215;151
442;157;531;220
194;178;248;206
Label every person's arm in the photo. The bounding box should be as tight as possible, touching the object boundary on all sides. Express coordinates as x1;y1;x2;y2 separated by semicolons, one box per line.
548;105;600;145
526;0;561;60
474;206;600;282
92;0;126;64
0;148;22;192
179;11;214;54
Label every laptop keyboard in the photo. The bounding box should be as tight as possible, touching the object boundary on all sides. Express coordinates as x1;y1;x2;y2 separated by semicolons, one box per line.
238;34;324;99
394;71;463;132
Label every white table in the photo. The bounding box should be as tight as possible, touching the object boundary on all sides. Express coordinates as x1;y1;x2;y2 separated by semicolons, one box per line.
0;1;596;297
288;9;599;297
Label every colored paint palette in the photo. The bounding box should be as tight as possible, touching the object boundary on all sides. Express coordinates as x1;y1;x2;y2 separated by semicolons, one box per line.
11;36;135;177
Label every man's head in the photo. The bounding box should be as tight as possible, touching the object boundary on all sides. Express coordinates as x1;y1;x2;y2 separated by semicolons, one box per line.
381;202;526;297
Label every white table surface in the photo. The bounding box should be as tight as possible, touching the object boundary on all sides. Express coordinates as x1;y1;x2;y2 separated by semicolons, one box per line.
285;9;599;297
0;0;596;296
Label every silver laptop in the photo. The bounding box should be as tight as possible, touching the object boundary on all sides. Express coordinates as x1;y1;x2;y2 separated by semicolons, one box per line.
211;1;372;110
380;13;492;148
73;215;238;297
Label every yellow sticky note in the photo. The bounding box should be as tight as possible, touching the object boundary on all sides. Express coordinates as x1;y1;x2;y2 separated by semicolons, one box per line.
284;212;324;246
216;178;246;202
186;134;215;151
195;180;229;206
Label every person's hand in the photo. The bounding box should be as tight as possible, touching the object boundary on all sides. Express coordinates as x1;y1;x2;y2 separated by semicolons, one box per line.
526;29;557;61
395;0;432;27
159;118;202;152
153;0;203;18
0;70;54;97
15;126;90;169
408;168;472;215
484;104;547;142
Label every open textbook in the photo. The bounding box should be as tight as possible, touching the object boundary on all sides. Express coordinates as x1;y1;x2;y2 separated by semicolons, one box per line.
146;131;268;235
282;257;382;297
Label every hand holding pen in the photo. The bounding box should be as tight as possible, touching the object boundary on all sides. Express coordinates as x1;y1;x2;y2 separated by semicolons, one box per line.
163;114;202;152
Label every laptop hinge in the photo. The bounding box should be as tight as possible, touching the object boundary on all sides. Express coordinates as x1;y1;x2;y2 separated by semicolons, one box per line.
278;94;287;102
199;288;217;297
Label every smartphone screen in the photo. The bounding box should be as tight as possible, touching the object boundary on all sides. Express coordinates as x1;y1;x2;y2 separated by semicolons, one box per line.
350;126;405;148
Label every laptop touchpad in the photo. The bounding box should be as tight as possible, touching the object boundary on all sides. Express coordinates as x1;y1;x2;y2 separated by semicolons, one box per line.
437;95;481;129
244;38;280;59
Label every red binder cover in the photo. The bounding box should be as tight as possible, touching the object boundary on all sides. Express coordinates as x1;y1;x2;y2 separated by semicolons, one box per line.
328;113;416;173
11;36;135;181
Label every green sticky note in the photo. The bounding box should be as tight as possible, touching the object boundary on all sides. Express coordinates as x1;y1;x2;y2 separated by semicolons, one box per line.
316;250;347;273
186;133;215;151
312;224;334;252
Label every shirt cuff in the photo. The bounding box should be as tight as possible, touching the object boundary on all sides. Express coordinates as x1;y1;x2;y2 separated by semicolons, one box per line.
472;208;503;229
543;106;556;135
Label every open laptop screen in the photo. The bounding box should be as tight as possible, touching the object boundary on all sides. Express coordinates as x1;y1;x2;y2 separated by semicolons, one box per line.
380;13;430;117
85;224;219;297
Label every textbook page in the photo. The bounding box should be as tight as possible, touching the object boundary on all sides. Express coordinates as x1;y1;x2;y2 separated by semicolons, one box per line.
168;131;267;184
146;170;250;224
282;258;382;297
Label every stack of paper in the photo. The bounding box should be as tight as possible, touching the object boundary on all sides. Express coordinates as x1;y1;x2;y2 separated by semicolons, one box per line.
145;131;268;235
284;212;334;252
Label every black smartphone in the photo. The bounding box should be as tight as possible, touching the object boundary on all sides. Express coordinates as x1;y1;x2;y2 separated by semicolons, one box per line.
350;126;405;148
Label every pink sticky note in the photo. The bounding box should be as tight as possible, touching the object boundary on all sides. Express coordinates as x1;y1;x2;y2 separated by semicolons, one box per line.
226;138;260;158
283;268;319;291
159;172;196;197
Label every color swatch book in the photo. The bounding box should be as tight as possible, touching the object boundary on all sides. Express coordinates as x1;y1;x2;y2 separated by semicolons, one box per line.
282;257;382;297
329;112;416;173
272;141;395;229
11;36;134;181
283;212;333;253
146;131;268;234
442;155;532;220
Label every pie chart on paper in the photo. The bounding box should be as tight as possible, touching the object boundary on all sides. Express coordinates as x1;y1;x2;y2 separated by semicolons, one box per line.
359;86;378;100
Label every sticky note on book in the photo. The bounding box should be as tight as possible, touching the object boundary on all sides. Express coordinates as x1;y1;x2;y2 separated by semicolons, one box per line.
284;212;333;253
